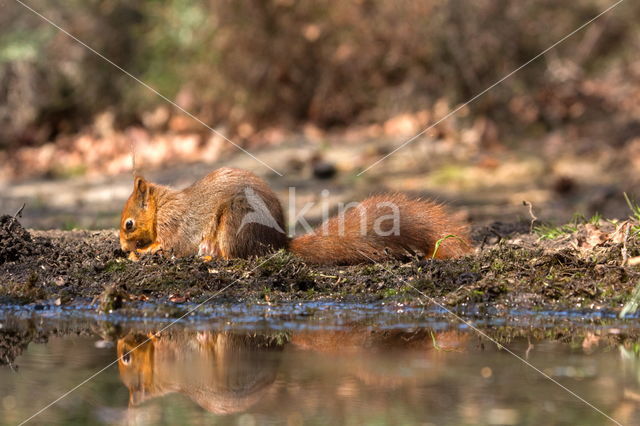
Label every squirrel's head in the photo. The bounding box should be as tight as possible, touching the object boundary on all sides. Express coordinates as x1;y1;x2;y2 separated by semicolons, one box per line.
117;334;157;407
120;176;158;253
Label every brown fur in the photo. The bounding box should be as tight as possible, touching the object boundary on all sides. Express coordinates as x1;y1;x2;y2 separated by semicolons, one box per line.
117;332;282;413
120;167;288;259
117;329;468;407
120;168;472;264
289;194;471;265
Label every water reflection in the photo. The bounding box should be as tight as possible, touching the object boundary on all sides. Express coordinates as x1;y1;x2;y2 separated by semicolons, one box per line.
2;320;640;425
291;328;469;388
117;328;469;415
118;332;284;413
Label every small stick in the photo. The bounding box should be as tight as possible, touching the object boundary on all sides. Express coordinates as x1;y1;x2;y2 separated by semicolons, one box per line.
621;223;631;267
523;200;537;233
13;203;26;218
525;338;534;360
130;139;137;176
6;356;16;373
480;235;488;251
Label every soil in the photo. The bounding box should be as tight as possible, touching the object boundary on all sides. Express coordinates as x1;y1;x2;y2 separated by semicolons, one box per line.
1;213;639;317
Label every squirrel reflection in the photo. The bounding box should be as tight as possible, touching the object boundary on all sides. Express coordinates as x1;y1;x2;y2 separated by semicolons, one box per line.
117;328;469;413
291;329;469;388
117;332;283;414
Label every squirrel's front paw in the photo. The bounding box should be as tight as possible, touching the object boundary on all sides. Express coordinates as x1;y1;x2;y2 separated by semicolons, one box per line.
128;251;141;262
132;243;163;260
198;240;220;261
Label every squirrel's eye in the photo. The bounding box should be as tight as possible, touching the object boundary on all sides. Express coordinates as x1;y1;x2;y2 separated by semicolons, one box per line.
121;353;131;365
125;219;135;232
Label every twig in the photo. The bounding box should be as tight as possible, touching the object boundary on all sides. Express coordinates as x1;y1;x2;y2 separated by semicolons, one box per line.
525;338;534;360
130;139;137;176
621;223;631;267
13;203;26;218
523;200;538;233
6;356;16;373
480;235;488;251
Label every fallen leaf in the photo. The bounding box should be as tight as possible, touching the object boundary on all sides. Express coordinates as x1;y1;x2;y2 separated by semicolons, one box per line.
611;221;632;245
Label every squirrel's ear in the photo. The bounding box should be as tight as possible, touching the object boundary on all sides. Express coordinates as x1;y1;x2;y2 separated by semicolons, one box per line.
134;176;147;194
134;176;151;206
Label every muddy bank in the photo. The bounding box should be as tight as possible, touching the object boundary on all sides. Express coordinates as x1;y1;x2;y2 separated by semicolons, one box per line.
1;214;639;315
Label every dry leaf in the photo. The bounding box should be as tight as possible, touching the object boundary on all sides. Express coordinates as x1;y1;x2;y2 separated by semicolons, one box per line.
576;224;609;250
611;221;632;245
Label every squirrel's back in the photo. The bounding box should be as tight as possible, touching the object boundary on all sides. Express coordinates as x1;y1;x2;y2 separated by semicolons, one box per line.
120;167;288;258
162;167;288;258
289;194;471;264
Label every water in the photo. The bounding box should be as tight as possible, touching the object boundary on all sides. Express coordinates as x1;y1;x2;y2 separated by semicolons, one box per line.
1;303;639;425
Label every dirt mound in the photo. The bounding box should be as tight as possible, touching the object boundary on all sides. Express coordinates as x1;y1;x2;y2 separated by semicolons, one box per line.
0;215;35;263
0;216;639;315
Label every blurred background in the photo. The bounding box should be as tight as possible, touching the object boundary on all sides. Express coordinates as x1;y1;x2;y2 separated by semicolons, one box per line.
0;0;639;230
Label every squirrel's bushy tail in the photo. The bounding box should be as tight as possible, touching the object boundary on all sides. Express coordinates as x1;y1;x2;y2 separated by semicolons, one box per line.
288;194;472;265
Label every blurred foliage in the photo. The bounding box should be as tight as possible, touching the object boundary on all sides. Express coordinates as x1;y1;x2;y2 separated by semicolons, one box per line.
0;0;638;149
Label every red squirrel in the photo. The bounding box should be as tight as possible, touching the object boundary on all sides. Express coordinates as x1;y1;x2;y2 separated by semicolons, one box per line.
119;167;471;264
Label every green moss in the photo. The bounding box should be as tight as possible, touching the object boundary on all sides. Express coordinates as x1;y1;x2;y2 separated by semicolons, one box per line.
257;250;296;276
105;260;127;273
382;288;398;298
491;258;506;272
534;223;578;240
360;264;381;275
